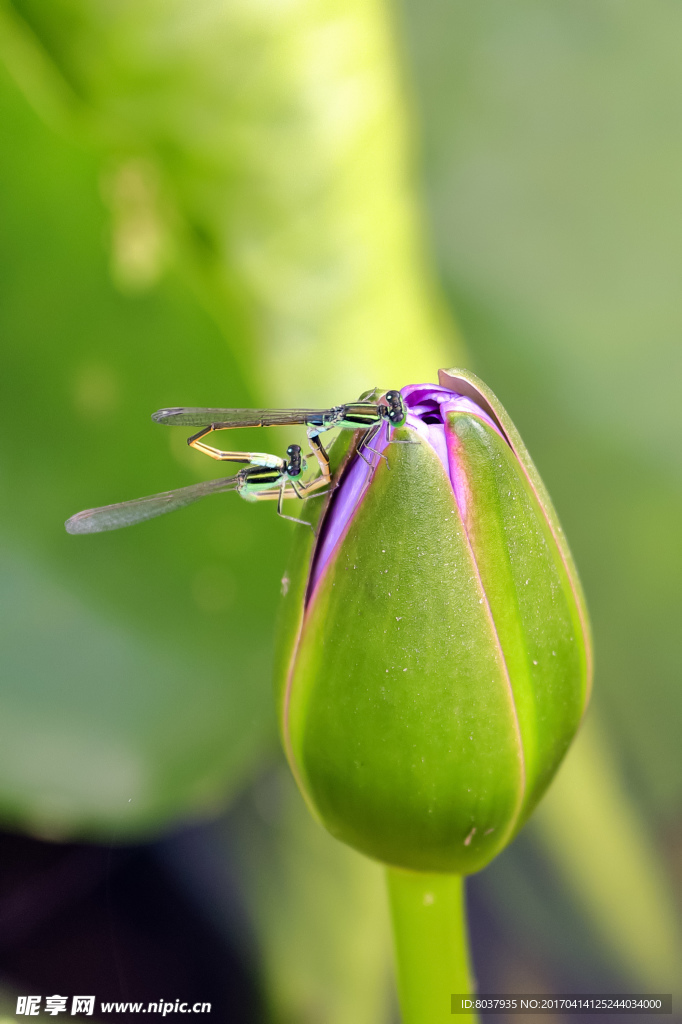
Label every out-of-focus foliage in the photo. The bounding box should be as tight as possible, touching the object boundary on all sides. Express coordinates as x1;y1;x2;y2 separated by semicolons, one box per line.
1;0;454;401
0;0;681;1017
535;719;682;988
0;54;287;834
227;767;391;1024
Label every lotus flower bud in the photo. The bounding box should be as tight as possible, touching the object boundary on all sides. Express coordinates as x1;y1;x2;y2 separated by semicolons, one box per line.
276;368;592;874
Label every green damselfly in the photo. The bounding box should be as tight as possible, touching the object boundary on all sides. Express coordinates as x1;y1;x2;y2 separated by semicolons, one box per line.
65;444;329;534
151;390;407;467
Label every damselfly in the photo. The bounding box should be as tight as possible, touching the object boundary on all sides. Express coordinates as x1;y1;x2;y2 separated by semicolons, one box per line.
65;444;329;534
151;390;407;467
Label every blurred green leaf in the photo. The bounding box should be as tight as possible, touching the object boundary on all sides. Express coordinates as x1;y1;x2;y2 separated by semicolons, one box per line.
2;0;458;401
533;717;682;990
0;61;287;835
228;766;392;1024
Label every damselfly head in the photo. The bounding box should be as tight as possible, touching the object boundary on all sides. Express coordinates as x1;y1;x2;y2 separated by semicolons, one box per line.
286;444;305;478
384;391;407;426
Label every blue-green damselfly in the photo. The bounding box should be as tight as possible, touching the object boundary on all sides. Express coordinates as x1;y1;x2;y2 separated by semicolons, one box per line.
152;391;407;467
65;443;329;534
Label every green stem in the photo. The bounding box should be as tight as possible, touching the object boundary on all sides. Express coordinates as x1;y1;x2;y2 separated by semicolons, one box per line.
386;867;478;1024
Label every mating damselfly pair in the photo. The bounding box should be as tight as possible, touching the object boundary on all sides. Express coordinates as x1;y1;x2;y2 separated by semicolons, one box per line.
65;391;407;534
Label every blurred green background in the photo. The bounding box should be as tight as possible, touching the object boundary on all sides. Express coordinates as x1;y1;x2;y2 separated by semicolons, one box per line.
0;0;681;1020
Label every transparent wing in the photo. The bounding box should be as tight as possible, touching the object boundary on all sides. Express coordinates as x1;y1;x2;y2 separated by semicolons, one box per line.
152;406;331;428
65;476;239;534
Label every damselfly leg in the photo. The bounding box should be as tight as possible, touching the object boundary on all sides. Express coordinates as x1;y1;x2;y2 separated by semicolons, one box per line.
355;422;417;471
274;472;329;526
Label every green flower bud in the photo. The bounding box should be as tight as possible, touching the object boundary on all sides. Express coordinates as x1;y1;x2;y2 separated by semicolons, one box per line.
276;369;592;874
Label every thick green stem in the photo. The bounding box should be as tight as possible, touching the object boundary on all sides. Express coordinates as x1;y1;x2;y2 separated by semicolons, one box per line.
386;867;478;1024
